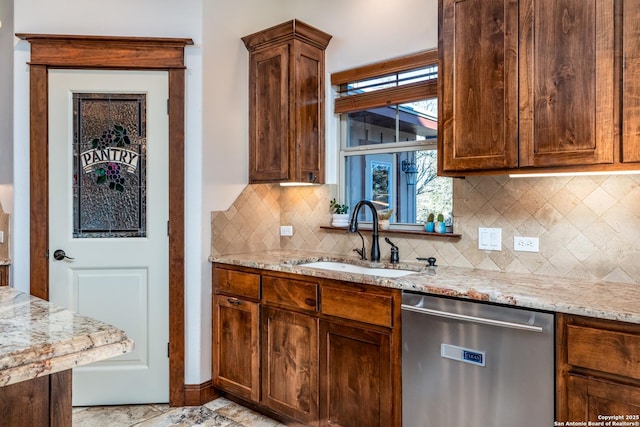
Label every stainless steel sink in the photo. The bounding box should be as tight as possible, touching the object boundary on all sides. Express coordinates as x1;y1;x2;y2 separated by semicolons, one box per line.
298;261;416;278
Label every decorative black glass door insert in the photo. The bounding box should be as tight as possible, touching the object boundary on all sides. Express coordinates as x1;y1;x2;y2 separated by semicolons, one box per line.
73;93;147;238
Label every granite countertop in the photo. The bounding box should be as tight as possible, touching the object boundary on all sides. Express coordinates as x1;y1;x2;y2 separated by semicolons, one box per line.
0;287;134;387
211;249;640;325
0;259;10;266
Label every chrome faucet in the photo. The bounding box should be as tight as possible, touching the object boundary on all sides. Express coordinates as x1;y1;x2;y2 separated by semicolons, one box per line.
348;200;380;262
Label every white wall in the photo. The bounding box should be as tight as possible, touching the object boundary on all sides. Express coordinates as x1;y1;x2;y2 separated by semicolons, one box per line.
0;0;13;212
199;0;285;383
13;0;438;387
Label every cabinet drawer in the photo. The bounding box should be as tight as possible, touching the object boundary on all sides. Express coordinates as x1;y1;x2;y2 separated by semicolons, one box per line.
567;324;640;380
213;267;260;299
262;275;318;311
321;284;393;328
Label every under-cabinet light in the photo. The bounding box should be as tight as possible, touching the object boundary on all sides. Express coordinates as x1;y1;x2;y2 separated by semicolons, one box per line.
509;170;640;178
279;182;320;187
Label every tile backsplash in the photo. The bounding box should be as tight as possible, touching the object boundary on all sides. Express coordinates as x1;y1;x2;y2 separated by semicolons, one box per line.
211;174;640;285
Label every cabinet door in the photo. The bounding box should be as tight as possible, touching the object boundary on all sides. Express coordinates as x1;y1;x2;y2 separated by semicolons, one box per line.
567;375;640;421
439;0;519;172
249;44;290;183
0;370;72;426
519;0;614;167
318;321;393;427
0;265;8;286
622;0;640;163
291;40;324;183
261;306;319;425
212;294;260;402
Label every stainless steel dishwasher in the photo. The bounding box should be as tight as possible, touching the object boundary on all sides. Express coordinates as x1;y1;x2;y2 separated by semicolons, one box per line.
402;291;554;427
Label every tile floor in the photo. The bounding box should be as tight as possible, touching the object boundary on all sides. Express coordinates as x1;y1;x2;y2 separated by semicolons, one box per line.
72;397;286;427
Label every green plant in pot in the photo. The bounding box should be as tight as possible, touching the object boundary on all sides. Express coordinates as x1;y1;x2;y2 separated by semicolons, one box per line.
377;208;393;230
330;198;350;227
435;213;446;234
425;213;435;232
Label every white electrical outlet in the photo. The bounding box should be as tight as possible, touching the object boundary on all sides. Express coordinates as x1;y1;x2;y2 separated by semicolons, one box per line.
514;236;539;252
280;225;293;236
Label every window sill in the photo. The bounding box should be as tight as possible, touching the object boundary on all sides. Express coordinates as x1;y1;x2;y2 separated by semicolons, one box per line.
320;225;461;238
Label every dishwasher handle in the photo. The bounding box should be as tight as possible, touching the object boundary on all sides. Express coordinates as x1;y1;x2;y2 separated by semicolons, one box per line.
401;304;544;333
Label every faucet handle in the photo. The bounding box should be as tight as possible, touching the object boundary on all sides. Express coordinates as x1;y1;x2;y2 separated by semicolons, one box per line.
385;238;399;264
417;257;437;267
384;237;397;249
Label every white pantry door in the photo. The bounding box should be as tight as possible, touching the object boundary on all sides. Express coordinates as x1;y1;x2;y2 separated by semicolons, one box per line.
48;70;169;405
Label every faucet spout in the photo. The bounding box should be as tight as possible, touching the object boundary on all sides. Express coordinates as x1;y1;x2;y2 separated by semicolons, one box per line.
348;200;380;262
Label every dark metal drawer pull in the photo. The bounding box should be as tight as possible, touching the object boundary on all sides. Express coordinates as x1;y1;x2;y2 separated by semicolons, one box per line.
227;298;242;306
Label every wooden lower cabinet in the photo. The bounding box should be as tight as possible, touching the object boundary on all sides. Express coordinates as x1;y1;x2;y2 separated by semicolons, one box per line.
566;375;640;420
0;370;72;426
0;265;8;286
319;320;392;427
557;313;640;421
212;293;260;402
212;264;401;426
261;306;319;425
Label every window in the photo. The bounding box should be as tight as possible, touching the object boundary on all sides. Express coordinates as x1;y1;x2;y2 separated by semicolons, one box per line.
332;50;452;228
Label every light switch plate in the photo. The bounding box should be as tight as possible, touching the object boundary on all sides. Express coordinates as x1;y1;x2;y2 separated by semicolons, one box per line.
478;227;501;251
280;225;293;236
0;231;3;244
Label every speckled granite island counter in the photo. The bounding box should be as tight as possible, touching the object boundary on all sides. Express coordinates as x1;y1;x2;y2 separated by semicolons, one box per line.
211;249;640;324
0;286;134;426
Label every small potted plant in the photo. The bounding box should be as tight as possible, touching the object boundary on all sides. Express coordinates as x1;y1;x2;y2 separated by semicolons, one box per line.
377;208;393;230
330;198;349;227
435;213;446;234
425;213;435;232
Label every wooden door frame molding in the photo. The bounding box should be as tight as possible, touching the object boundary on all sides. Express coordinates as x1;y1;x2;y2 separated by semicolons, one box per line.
16;33;193;407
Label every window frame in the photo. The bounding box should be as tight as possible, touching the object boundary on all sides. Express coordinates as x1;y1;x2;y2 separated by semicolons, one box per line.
332;49;445;230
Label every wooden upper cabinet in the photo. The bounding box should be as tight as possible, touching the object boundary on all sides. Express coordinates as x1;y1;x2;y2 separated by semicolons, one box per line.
519;0;614;168
622;0;640;163
439;0;519;172
243;20;331;184
439;0;619;174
